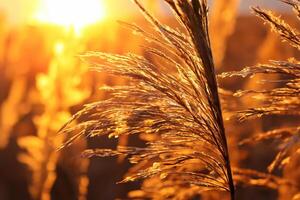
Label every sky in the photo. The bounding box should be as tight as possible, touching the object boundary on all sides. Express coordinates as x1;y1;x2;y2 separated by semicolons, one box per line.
0;0;292;26
238;0;290;13
0;0;39;25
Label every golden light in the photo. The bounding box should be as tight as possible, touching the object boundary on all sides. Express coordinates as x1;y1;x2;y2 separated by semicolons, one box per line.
33;0;106;33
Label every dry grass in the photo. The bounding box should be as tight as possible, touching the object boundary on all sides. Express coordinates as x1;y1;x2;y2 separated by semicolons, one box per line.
17;39;90;200
58;0;300;199
221;0;300;198
61;0;235;199
1;0;300;199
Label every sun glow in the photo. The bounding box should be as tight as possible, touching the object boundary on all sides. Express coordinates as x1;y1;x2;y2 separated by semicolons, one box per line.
33;0;106;32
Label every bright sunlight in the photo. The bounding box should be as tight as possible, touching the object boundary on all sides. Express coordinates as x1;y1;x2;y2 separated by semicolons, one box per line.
33;0;106;32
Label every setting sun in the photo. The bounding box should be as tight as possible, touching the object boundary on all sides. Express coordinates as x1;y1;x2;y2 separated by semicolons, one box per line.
33;0;106;31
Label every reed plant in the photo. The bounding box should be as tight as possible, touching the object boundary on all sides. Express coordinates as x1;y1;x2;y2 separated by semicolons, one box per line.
221;0;300;198
61;0;236;199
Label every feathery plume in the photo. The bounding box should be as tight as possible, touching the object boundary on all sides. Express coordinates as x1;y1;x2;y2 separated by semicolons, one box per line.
221;0;300;181
61;0;235;198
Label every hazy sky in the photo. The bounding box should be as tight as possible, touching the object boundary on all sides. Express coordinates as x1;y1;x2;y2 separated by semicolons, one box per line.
0;0;292;26
0;0;39;25
238;0;290;12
